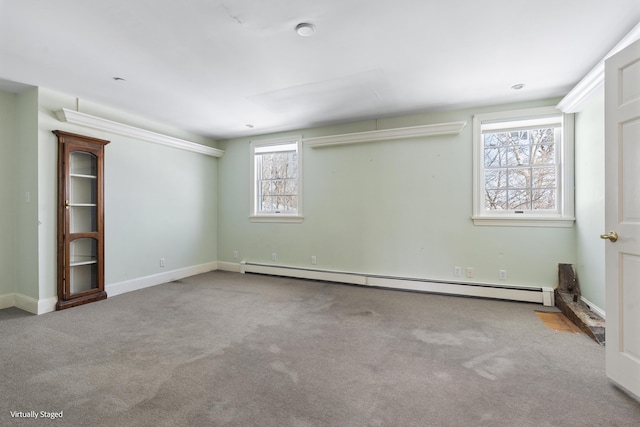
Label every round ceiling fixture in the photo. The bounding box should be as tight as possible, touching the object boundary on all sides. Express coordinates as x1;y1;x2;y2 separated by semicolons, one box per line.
511;83;526;90
295;23;316;37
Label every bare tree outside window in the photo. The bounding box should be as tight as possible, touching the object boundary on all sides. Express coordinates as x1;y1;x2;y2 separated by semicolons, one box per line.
483;127;558;211
256;149;298;213
472;107;573;226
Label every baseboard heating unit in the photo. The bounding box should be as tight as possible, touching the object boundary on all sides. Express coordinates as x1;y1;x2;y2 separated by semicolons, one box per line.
237;261;555;306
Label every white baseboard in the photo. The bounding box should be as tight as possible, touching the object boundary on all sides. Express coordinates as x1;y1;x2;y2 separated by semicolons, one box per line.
106;261;218;297
37;297;59;315
14;293;39;314
0;293;16;310
0;292;56;315
580;296;606;319
0;262;219;315
217;261;243;273
237;261;555;306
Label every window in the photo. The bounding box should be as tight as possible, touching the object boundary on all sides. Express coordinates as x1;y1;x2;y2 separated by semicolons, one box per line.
249;136;303;223
472;107;574;227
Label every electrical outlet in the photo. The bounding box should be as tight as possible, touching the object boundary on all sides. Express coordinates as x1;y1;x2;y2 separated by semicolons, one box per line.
233;251;238;259
499;270;507;280
160;258;165;267
272;252;277;261
454;266;462;277
311;256;317;265
466;267;474;278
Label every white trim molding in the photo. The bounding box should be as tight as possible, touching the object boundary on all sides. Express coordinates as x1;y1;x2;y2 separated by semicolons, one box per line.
249;135;303;222
581;296;606;319
106;261;218;297
235;261;555;306
472;106;575;227
0;293;15;310
14;293;39;314
0;293;58;315
55;108;225;157
557;22;640;113
37;297;58;315
304;121;467;148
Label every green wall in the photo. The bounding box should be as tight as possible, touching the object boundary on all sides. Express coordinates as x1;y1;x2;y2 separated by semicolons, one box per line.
574;89;606;311
1;81;595;311
16;88;40;301
36;88;218;300
0;91;17;297
218;100;576;288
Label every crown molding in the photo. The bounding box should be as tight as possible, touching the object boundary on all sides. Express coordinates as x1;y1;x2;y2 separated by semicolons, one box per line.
55;108;224;158
557;22;640;113
303;121;467;148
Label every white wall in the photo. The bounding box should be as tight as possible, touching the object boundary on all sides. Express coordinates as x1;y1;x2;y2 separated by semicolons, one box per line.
0;90;17;299
574;88;606;313
218;99;576;289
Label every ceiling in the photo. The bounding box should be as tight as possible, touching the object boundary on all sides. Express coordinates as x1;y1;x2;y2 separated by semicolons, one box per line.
1;1;639;140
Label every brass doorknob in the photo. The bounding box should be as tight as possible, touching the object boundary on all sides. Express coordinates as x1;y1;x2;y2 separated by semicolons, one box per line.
600;231;618;242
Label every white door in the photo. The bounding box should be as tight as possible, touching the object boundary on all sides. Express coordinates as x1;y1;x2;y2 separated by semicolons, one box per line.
604;37;640;400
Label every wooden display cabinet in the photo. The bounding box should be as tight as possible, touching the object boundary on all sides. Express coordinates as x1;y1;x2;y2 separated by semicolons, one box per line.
54;130;109;310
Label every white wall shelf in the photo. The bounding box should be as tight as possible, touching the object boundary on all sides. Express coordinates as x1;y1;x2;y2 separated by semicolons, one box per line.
56;108;225;158
303;121;467;148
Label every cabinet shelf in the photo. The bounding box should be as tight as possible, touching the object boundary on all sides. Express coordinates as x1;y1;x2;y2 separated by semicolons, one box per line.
70;260;97;267
70;173;97;179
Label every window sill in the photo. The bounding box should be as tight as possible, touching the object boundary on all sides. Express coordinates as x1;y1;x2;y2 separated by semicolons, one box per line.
249;214;304;223
471;215;575;228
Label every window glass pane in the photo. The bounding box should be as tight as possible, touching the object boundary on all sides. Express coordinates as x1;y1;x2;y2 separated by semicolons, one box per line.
508;189;530;210
483;133;501;147
532;167;557;189
532;143;555;164
286;196;298;210
252;140;300;215
506;145;530;166
485;170;505;189
480;117;563;215
484;147;504;167
285;180;297;194
507;168;529;189
532;188;556;210
485;190;507;210
259;196;274;212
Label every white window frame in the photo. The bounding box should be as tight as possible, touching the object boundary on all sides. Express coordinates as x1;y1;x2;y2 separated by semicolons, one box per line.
249;135;303;223
472;106;575;227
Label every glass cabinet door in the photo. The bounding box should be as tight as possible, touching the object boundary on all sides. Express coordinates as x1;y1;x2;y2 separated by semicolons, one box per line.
54;130;109;310
69;151;98;233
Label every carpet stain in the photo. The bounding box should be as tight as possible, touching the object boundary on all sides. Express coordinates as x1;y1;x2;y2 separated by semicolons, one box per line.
269;344;282;354
348;309;376;316
463;348;515;381
434;371;452;381
412;330;463;346
535;311;584;334
411;329;492;346
270;361;299;384
208;400;237;423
